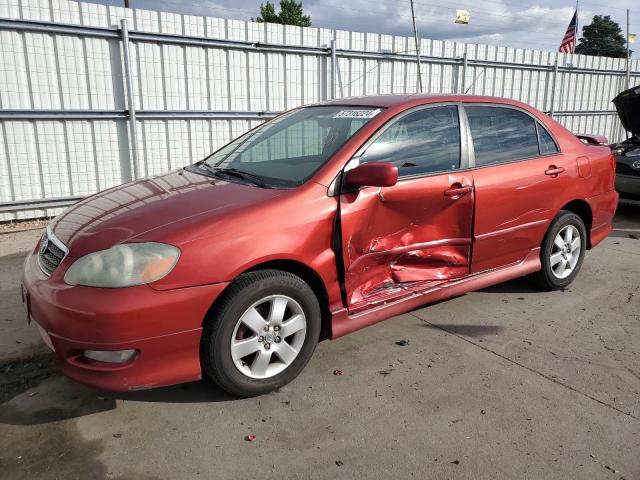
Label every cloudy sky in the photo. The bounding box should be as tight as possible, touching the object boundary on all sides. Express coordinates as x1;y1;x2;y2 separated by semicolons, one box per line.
91;0;637;56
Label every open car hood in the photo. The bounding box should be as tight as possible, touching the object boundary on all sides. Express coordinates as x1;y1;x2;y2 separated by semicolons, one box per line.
613;85;640;136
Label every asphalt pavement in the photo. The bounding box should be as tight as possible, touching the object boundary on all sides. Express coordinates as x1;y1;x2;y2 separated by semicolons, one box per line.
0;202;638;480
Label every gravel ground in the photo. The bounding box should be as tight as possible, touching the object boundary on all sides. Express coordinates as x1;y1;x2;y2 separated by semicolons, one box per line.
0;203;638;480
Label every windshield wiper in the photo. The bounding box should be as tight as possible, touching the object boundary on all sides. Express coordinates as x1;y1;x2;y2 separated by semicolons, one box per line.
200;165;269;187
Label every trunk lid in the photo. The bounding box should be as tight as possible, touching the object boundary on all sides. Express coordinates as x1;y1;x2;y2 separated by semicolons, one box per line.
613;85;640;136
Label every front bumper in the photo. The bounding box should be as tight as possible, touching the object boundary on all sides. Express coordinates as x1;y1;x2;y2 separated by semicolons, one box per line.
22;251;228;391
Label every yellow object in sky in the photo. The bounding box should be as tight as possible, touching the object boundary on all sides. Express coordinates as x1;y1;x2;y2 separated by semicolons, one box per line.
455;9;470;24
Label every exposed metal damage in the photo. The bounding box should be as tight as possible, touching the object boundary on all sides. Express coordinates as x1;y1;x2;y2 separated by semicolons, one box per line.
340;174;474;310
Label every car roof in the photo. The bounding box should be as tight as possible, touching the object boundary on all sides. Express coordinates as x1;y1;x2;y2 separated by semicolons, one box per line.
313;93;535;111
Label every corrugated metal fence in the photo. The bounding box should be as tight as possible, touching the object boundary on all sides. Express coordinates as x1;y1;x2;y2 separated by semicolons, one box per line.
0;0;638;220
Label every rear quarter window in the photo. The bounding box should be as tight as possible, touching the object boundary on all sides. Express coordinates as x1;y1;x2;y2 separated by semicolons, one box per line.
537;122;559;155
466;106;540;166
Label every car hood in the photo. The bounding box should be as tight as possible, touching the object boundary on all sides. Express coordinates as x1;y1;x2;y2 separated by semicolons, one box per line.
51;169;285;257
613;85;640;136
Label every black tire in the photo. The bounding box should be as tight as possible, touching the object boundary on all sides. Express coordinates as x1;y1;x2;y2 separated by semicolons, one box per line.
532;210;587;291
200;269;321;397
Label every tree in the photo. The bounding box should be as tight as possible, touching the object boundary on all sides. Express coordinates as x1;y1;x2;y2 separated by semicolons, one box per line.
575;15;627;58
255;0;311;27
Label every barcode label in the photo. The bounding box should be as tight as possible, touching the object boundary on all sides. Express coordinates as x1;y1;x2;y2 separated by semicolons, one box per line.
333;109;381;119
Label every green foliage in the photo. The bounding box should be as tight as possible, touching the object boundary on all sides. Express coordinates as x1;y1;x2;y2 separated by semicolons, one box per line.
256;2;280;24
575;15;627;58
255;0;311;27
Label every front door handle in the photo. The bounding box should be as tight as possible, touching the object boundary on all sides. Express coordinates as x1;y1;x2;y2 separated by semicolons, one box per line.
545;165;565;176
444;184;473;198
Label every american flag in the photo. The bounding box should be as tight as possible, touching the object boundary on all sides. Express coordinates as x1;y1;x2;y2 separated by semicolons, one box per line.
559;11;578;53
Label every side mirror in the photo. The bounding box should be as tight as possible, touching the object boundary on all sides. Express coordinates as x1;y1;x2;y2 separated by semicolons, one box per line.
344;162;398;188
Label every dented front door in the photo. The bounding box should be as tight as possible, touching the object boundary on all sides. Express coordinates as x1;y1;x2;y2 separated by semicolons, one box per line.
338;104;474;311
340;174;474;310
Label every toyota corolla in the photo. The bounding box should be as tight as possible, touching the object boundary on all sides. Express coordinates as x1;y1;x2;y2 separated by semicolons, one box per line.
22;94;618;397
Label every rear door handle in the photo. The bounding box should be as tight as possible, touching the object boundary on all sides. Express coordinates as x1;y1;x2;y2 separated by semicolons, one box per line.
545;165;565;176
444;184;473;198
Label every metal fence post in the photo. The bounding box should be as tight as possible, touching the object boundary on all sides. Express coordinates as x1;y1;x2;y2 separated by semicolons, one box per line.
120;19;139;181
460;52;468;94
336;56;345;98
626;9;631;90
548;55;559;118
330;38;337;99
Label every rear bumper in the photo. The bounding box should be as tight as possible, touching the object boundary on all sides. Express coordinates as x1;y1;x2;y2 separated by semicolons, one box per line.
587;189;618;249
22;251;228;391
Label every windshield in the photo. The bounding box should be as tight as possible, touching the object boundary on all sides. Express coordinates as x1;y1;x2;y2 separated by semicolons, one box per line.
199;106;382;187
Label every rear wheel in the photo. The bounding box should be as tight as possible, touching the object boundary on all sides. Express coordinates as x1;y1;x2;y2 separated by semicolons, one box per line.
201;270;321;397
532;210;587;291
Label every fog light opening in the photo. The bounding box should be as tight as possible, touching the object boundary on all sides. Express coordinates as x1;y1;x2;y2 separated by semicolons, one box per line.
83;349;138;364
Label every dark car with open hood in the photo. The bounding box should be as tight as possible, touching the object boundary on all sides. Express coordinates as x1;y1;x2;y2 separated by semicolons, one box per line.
22;94;618;397
611;85;640;199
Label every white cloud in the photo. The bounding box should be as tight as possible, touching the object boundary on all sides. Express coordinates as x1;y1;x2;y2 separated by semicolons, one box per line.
95;0;638;55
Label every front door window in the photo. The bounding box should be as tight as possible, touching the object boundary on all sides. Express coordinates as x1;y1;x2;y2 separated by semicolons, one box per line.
340;105;474;310
358;105;461;176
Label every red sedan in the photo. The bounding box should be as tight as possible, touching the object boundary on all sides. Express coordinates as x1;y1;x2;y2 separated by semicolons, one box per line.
22;94;618;396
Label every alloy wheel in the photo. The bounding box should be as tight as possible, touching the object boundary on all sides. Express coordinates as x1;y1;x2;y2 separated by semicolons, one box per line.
230;295;307;379
549;224;581;279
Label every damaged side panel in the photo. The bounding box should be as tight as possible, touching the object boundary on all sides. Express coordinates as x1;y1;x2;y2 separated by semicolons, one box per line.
340;173;474;311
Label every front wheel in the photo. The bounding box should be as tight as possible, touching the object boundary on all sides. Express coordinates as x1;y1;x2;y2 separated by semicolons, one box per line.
532;210;587;291
201;270;321;397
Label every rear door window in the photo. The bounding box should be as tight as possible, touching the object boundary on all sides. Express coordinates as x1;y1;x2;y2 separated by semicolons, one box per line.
465;106;540;166
359;105;461;177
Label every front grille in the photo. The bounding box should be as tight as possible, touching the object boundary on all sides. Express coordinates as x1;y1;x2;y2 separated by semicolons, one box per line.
617;161;640;177
37;228;68;276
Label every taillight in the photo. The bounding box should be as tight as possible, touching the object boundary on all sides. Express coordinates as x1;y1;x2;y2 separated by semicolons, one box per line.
609;153;617;191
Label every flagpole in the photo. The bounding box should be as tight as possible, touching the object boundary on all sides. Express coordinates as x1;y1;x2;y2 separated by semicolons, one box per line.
575;0;579;52
626;9;630;90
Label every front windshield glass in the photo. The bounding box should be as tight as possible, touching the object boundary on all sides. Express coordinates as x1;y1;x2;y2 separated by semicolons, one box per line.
199;106;382;187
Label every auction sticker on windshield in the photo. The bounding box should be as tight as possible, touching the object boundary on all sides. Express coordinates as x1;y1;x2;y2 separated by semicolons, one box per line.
333;109;381;119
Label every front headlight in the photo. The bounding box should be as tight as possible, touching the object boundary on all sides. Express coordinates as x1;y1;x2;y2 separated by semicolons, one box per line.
64;242;180;288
